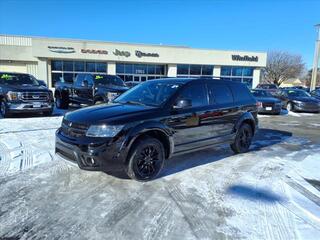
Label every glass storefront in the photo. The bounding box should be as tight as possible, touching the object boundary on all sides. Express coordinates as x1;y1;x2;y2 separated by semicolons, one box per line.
177;64;214;77
51;60;107;87
220;66;254;88
116;63;166;82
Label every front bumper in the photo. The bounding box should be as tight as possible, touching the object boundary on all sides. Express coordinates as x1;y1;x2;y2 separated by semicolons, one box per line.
293;103;320;113
55;130;126;171
7;101;53;113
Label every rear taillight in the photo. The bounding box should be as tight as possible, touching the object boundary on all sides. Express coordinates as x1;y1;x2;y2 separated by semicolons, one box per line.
256;101;263;108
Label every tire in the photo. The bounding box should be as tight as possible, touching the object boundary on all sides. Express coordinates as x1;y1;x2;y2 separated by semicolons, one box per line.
230;123;253;154
55;92;68;109
43;109;53;116
126;137;165;181
286;102;294;112
0;101;11;118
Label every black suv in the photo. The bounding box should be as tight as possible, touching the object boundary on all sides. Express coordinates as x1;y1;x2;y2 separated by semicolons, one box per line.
0;72;54;117
56;78;258;181
54;73;128;109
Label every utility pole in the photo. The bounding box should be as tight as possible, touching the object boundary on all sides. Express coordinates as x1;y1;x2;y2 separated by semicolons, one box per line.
310;24;320;91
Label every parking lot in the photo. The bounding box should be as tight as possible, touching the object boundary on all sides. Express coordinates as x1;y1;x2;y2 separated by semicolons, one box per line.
0;110;320;240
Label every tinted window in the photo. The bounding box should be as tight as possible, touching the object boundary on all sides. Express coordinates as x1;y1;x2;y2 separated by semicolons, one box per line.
86;62;96;72
114;81;183;107
221;67;231;76
202;65;213;75
75;74;85;86
177;83;208;107
85;74;94;85
0;73;39;86
96;63;107;73
177;65;189;75
63;73;74;83
207;83;233;104
229;84;254;102
189;65;201;75
63;61;73;71
74;61;85;71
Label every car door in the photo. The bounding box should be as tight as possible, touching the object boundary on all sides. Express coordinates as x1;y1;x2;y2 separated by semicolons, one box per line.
166;81;214;154
72;74;85;103
205;82;238;138
73;74;93;105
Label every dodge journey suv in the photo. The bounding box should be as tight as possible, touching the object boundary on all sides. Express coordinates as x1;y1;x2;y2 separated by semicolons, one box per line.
56;78;258;181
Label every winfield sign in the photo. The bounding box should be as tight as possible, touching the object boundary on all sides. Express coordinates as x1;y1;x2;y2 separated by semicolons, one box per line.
81;49;108;54
135;50;159;58
48;46;75;53
232;55;258;62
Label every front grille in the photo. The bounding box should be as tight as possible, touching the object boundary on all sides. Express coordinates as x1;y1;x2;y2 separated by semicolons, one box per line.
21;92;49;101
262;103;274;108
61;119;88;138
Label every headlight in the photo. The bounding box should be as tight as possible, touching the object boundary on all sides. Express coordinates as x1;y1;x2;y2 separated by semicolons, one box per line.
86;124;124;137
6;91;22;101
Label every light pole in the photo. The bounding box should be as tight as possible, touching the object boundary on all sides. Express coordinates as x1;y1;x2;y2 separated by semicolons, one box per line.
310;24;320;91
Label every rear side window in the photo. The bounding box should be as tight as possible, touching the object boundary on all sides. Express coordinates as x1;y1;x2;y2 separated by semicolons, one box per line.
177;83;208;107
207;83;233;104
229;83;254;103
75;74;85;86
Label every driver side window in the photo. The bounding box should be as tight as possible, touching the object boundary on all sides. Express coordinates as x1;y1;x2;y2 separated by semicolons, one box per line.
176;83;208;108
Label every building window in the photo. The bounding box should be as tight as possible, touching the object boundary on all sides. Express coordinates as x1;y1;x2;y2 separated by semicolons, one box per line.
116;63;166;83
177;64;213;77
51;60;108;87
221;66;254;88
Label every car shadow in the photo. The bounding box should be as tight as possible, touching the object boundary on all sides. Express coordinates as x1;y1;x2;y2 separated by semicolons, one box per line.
226;184;284;203
105;128;292;180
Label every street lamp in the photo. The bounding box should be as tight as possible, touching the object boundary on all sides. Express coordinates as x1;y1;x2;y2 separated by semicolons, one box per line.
310;24;320;91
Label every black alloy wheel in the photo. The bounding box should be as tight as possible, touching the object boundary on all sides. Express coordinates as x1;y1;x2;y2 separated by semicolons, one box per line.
126;137;165;181
231;123;253;154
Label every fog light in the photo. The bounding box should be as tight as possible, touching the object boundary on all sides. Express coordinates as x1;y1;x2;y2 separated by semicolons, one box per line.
84;157;96;167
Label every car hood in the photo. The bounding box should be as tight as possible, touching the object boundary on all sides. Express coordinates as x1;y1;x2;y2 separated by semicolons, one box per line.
289;96;320;103
254;97;281;103
65;103;157;125
0;84;50;92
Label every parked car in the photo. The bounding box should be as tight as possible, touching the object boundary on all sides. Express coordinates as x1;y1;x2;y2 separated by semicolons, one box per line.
54;73;129;109
310;89;320;100
56;78;259;181
256;83;279;96
277;89;320;113
0;72;54;117
251;89;282;114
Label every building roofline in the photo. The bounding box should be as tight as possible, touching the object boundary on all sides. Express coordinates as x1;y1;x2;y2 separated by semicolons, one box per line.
0;33;267;54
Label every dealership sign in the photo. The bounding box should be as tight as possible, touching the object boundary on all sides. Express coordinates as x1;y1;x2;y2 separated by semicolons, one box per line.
232;55;258;62
135;50;159;58
48;46;75;53
113;49;131;57
81;49;108;54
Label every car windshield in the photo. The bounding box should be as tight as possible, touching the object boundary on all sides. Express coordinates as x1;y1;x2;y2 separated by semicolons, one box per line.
0;73;39;86
251;90;272;97
93;75;125;86
113;81;183;107
286;90;311;97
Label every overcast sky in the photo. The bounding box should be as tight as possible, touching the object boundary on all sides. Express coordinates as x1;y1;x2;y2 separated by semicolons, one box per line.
0;0;319;68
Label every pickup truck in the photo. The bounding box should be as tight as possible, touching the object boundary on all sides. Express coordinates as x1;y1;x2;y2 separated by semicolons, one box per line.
0;72;54;117
54;73;129;109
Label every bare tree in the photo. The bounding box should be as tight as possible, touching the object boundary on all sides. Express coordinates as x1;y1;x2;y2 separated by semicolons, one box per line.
301;68;320;87
263;51;305;86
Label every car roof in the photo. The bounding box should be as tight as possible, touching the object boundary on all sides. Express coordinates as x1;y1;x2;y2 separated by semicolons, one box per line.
152;77;244;86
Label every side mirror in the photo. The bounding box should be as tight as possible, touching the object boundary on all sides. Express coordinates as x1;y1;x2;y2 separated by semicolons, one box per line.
173;99;192;109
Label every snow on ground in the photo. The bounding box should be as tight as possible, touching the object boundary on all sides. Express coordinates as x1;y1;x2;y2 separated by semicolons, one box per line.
0;111;320;239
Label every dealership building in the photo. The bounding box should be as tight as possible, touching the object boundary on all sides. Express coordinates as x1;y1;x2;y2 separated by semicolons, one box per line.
0;34;267;88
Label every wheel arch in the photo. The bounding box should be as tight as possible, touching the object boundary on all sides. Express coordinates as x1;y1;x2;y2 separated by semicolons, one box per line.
234;112;256;134
124;122;174;164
